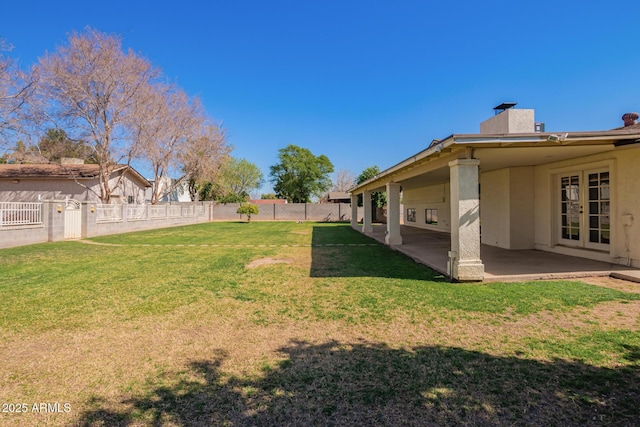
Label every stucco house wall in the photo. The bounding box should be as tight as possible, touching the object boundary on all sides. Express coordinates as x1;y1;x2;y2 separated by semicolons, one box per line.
480;169;510;248
106;171;147;204
532;146;640;267
0;165;149;203
0;177;99;202
402;183;451;231
480;166;534;250
615;147;640;264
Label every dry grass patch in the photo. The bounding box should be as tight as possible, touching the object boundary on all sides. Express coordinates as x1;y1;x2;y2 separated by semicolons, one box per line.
2;302;639;426
245;257;293;269
2;223;640;426
579;275;640;293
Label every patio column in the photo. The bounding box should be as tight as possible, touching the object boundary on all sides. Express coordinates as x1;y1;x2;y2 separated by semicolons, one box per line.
449;159;484;281
385;182;402;245
363;191;373;234
350;194;358;228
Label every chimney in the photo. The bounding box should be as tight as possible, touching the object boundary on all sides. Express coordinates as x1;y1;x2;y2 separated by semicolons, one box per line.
60;158;85;165
480;102;535;134
622;112;639;127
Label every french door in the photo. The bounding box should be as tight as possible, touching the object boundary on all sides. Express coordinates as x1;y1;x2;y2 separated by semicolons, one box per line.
559;169;610;250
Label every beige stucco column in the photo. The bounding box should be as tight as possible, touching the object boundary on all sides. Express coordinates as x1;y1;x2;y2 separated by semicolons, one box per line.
449;159;484;281
385;182;402;245
350;194;358;228
363;191;373;233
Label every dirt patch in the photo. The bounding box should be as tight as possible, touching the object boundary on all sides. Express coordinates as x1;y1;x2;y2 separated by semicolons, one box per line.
579;275;640;293
246;257;293;269
290;231;311;235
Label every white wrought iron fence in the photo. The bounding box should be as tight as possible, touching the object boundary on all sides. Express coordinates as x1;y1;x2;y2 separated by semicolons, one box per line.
168;205;183;217
127;204;148;221
95;203;204;222
181;205;195;217
150;204;167;219
0;202;42;228
96;204;123;222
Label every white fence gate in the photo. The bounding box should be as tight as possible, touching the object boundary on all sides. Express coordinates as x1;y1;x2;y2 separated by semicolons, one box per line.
64;199;82;239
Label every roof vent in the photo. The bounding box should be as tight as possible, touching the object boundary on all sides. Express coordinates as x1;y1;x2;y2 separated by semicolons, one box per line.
622;112;639;127
493;102;517;115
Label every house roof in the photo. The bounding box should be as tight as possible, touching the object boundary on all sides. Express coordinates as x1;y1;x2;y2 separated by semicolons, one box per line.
327;192;351;200
613;122;640;130
250;199;287;204
0;163;152;187
350;125;640;194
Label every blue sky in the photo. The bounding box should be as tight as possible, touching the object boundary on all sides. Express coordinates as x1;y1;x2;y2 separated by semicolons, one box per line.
3;1;639;194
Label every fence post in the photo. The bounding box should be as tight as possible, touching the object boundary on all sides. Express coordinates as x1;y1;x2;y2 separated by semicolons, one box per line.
81;202;95;238
121;203;128;223
46;200;65;243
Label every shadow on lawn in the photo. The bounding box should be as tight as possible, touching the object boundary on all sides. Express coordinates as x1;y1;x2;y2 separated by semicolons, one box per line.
76;341;640;426
310;226;445;281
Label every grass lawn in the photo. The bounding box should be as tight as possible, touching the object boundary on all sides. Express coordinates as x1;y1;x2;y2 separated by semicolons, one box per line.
1;222;639;426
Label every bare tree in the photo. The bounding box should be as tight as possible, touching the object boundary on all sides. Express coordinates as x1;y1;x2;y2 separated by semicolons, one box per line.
332;169;356;192
134;83;204;204
35;28;160;203
181;121;230;201
0;39;37;150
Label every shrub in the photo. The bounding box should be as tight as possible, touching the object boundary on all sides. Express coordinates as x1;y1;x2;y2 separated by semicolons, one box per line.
237;203;259;222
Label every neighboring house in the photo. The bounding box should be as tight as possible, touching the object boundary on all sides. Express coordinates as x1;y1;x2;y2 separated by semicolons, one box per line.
322;192;351;204
250;199;287;205
146;176;192;203
0;159;151;203
349;104;640;281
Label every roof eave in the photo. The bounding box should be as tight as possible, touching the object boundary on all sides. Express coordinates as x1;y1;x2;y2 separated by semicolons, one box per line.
348;129;640;193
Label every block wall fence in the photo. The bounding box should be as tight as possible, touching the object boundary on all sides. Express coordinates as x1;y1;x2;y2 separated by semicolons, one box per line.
0;202;363;249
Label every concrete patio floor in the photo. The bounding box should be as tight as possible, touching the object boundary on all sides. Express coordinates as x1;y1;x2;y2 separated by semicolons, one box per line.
362;225;640;283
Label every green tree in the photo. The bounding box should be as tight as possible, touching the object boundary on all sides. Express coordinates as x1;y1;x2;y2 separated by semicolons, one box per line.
188;157;261;203
260;193;277;200
192;180;222;201
219;192;248;204
237;203;259;222
37;128;96;163
3;140;41;163
220;158;263;196
356;166;387;208
269;145;334;203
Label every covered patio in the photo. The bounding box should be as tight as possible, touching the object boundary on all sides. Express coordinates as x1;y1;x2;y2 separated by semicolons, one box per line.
364;225;640;283
348;106;640;282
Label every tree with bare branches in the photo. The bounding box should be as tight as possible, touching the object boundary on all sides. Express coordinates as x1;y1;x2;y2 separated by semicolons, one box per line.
331;169;356;192
133;83;209;204
182;122;230;201
0;39;36;150
35;28;160;203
